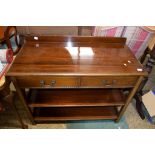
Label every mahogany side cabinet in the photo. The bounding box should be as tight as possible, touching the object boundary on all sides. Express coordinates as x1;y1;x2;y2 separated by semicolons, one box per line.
6;36;147;124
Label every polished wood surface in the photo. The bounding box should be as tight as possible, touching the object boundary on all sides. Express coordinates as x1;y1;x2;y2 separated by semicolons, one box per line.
16;76;79;88
6;36;147;123
28;89;125;107
33;107;118;121
116;76;143;122
7;36;146;76
80;76;138;88
25;35;126;46
15;75;137;88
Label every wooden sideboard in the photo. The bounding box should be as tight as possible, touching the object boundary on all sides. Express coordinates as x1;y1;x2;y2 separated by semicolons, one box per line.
6;36;147;124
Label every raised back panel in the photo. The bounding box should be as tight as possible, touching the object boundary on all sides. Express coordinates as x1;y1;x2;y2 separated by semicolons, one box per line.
24;35;126;48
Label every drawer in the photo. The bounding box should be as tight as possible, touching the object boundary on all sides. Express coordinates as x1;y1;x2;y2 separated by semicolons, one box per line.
80;76;138;88
16;76;79;88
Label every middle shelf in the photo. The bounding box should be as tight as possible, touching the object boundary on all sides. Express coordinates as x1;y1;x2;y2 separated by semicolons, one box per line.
27;89;126;108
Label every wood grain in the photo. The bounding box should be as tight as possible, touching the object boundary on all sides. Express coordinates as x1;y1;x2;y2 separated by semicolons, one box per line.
6;36;147;123
33;107;118;121
7;36;147;77
28;89;126;107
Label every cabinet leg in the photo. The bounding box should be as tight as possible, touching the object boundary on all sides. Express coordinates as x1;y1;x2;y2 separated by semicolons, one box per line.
134;94;145;120
1;78;28;128
11;103;28;129
116;76;144;122
11;77;35;125
4;93;28;129
10;94;28;128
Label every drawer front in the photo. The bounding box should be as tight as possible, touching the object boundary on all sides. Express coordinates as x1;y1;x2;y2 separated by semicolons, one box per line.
16;76;78;88
81;76;138;88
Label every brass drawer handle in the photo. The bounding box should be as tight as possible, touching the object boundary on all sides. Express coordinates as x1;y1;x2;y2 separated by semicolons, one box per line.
40;80;56;87
102;80;116;87
51;80;56;86
40;80;45;87
102;80;107;85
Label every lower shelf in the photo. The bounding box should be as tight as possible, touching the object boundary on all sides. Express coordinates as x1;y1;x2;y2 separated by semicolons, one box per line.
33;107;118;122
28;89;125;107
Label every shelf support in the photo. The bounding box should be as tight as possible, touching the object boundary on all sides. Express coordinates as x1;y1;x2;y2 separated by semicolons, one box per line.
116;76;144;122
11;77;35;125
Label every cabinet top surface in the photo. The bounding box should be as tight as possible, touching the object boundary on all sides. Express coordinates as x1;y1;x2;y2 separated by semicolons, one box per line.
7;36;147;76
